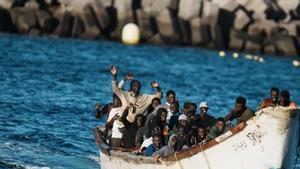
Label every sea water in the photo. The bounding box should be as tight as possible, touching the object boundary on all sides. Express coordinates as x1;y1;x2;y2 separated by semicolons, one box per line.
0;34;299;169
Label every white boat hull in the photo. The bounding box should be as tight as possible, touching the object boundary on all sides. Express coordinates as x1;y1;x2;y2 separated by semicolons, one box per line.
97;107;300;169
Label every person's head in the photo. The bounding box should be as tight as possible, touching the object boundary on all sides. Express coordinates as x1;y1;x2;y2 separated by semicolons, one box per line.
183;102;196;114
270;87;279;102
150;126;161;136
113;94;121;107
130;80;141;93
166;90;176;104
235;97;246;112
177;125;185;138
197;126;206;140
152;134;161;148
168;134;178;148
187;133;197;146
156;108;167;122
199;101;209;115
279;90;290;107
151;98;161;109
170;101;179;113
135;114;145;127
178;114;187;126
215;117;225;133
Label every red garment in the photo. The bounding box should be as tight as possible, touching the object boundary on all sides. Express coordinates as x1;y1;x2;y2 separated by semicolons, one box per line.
260;98;276;109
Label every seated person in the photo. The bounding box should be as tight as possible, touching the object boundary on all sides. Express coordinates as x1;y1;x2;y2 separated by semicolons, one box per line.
225;97;255;125
198;101;216;131
153;134;178;160
145;134;162;156
206;118;225;141
176;125;186;151
196;125;207;144
182;133;197;150
168;101;180;131
259;87;280;109
279;90;297;108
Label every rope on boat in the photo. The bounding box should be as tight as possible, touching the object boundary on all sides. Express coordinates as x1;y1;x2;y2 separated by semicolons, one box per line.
199;144;212;169
174;152;184;169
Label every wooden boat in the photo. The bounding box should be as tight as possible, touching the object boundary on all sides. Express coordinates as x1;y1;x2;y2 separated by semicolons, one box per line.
93;107;300;169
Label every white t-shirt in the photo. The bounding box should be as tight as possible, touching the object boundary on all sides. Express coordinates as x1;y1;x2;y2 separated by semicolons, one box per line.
140;137;153;151
107;107;122;122
111;120;124;139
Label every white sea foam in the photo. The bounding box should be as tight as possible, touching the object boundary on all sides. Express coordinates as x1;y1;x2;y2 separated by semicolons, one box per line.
25;165;51;169
87;155;100;162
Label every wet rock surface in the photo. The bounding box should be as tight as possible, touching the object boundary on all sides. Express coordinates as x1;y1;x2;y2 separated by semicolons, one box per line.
1;0;300;56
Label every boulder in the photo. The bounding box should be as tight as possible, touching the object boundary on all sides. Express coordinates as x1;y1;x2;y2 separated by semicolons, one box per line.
178;0;202;20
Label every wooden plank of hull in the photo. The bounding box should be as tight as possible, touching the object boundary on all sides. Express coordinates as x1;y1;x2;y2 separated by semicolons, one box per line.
97;107;300;169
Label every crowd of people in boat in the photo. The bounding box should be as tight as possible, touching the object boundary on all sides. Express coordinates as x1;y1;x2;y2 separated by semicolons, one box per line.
95;65;297;160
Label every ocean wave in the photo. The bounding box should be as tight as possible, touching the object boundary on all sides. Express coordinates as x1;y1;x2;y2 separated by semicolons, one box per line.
25;166;50;169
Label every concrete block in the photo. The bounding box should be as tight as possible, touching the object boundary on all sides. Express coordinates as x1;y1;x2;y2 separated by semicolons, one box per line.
146;33;165;45
136;9;154;39
190;17;202;45
111;0;134;38
201;1;219;24
178;0;202;20
212;0;239;12
264;44;276;55
10;7;36;33
157;9;179;37
37;10;51;28
142;0;172;17
90;0;111;29
229;30;244;50
234;8;250;30
178;18;191;44
275;36;297;56
58;12;75;37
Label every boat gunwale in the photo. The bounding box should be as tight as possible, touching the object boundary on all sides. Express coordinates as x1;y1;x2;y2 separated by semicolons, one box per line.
93;121;247;162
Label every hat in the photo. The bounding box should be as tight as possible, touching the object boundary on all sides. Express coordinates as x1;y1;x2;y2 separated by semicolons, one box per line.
199;101;208;108
178;114;187;121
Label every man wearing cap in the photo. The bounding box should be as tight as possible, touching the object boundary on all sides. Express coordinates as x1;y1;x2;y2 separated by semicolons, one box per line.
169;114;188;135
198;102;216;131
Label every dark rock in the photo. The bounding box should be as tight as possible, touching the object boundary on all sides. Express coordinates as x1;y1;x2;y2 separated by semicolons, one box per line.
229;30;244;50
90;0;111;30
217;9;235;49
42;17;60;33
72;16;85;38
29;28;40;36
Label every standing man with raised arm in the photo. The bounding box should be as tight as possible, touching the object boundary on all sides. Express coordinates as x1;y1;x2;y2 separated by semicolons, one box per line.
110;65;162;123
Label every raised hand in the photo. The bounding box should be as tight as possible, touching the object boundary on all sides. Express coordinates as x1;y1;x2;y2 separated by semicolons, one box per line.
96;103;101;110
110;65;117;75
125;72;134;81
151;81;159;88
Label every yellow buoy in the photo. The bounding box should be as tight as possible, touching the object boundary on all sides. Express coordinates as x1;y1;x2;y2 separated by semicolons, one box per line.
122;23;140;45
232;52;239;59
245;54;253;60
219;51;226;57
292;60;300;67
258;57;264;63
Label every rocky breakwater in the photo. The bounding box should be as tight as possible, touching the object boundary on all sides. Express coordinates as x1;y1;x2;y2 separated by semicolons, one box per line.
1;0;300;56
